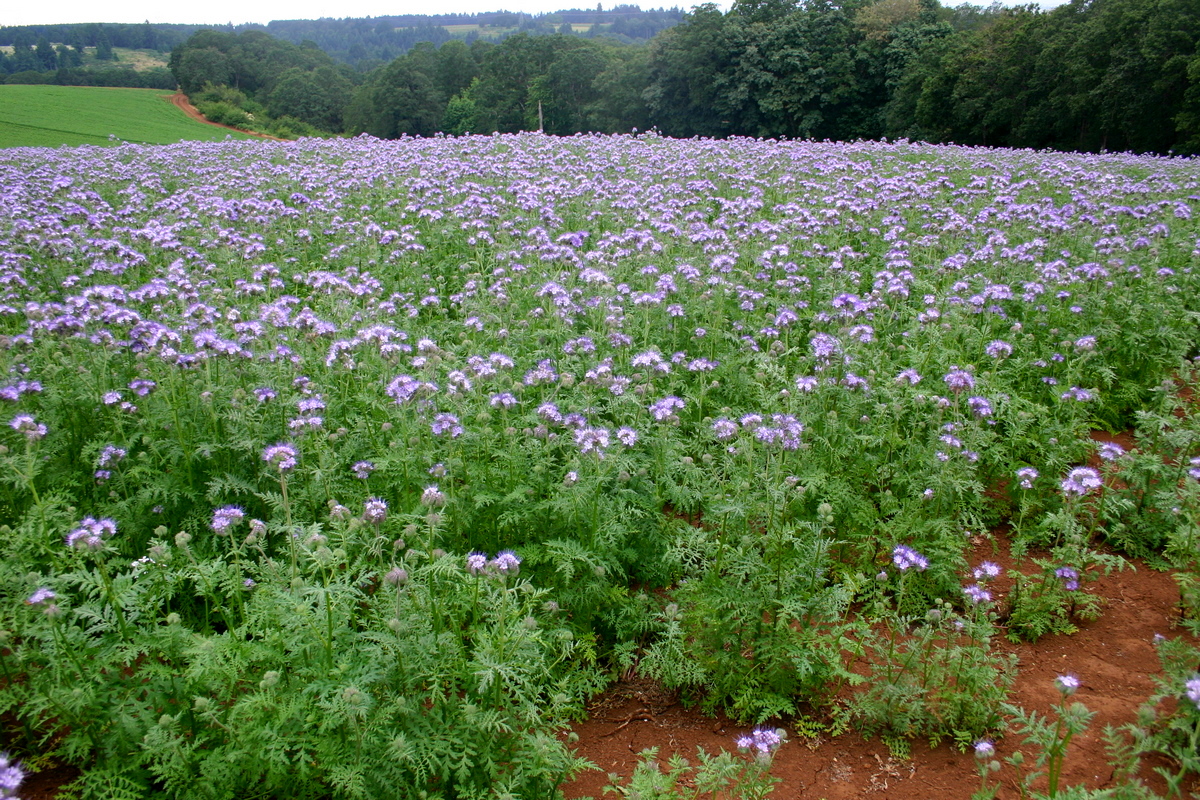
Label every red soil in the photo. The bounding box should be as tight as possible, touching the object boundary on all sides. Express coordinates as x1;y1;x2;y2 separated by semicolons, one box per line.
163;92;285;141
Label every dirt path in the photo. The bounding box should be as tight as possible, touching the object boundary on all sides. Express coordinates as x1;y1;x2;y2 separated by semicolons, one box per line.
163;92;286;141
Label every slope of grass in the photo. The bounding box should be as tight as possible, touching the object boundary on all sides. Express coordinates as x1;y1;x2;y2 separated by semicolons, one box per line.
0;85;256;148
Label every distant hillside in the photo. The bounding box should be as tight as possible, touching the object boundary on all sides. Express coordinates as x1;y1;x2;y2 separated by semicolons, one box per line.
0;6;684;71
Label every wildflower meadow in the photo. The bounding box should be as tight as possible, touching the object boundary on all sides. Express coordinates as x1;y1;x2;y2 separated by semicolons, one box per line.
1;132;1199;799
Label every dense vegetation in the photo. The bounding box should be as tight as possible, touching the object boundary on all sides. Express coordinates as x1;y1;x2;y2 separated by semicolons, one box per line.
159;0;1200;154
1;132;1199;799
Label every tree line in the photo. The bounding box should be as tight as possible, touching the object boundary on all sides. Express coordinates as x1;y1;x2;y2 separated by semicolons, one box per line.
172;0;1195;154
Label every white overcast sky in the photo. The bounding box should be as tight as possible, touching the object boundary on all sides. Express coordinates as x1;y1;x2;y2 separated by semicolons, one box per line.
3;0;1055;27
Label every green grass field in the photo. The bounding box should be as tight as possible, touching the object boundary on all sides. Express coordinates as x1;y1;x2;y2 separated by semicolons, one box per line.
0;85;257;149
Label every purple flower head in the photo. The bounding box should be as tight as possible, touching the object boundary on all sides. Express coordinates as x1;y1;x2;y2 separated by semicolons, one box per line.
385;566;409;586
353;460;375;480
466;552;489;574
963;584;992;604
263;442;298;472
489;392;518;409
1061;467;1102;496
967;396;994;418
129;379;157;397
0;752;24;799
712;418;738;441
943;367;975;394
985;340;1013;359
895;369;921;385
810;332;841;362
492;550;521;575
363;498;388;525
574;426;610;456
211;505;246;535
1056;674;1080;695
102;391;122;405
892;544;929;572
974;740;995;759
1097;441;1126;462
413;484;442;508
9;413;46;440
1060;386;1095;402
1055;566;1079;591
1016;467;1039;489
1185;676;1200;709
66;516;117;551
973;561;1002;581
616;426;639;447
26;586;56;605
735;727;784;760
649;395;685;422
796;375;820;392
431;412;463;438
254;387;277;403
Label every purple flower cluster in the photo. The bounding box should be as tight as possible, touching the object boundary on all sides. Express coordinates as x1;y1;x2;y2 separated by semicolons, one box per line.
892;545;929;572
263;442;298;472
66;516;117;551
211;505;245;535
467;549;521;576
1061;466;1102;496
9;413;46;440
735;727;784;759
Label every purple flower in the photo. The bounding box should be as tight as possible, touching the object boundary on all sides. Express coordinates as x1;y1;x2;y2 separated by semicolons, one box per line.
102;391;122;405
712;418;738;441
973;562;1001;581
9;413;46;440
967;396;993;418
1016;467;1038;489
1061;467;1101;496
489;392;518;409
974;740;995;759
254;387;277;403
943;367;975;394
1060;386;1095;402
211;505;246;535
492;550;521;574
1190;456;1200;481
616;426;639;447
431;412;463;438
66;516;117;551
353;461;375;480
649;395;685;422
466;552;489;574
735;727;783;759
363;498;388;524
574;426;610;455
1097;441;1126;462
26;587;56;605
963;584;992;604
0;752;24;800
421;484;447;507
263;442;298;472
1056;566;1079;591
1056;674;1080;695
985;340;1013;359
795;375;819;392
895;369;921;385
810;332;841;361
1185;676;1200;709
129;379;157;397
892;544;929;572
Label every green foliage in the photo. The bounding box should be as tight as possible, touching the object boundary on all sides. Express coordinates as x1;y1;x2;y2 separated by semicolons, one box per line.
604;743;782;800
0;85;256;148
854;600;1016;747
